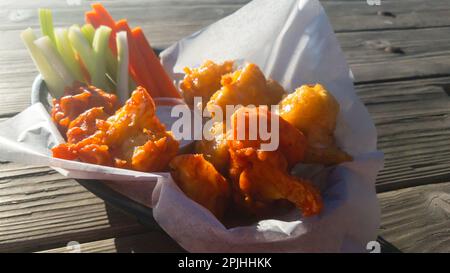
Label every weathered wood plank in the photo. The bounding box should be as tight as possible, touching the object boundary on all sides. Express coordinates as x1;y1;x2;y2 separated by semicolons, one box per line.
323;0;450;32
39;231;184;253
356;76;450;105
378;181;450;252
0;162;150;253
338;27;450;83
3;0;450;32
356;77;450;192
0;2;246;34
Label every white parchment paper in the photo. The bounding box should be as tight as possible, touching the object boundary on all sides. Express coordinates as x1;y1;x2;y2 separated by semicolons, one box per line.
0;0;383;252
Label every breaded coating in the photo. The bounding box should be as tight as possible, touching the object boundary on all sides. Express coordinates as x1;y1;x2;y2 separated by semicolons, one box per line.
279;84;352;165
230;106;307;167
52;87;179;172
228;147;323;217
170;154;231;219
194;122;230;175
206;63;286;118
51;85;118;135
180;60;234;107
224;106;321;217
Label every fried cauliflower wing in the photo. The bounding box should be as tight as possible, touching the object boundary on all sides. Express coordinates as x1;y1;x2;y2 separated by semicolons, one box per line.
196;105;308;176
194;121;230;175
170;154;231;219
65;106;109;144
52;86;179;172
206;63;286;118
278;84;352;165
225;107;321;217
228;147;323;217
180;60;234;107
51;85;119;135
230;106;307;167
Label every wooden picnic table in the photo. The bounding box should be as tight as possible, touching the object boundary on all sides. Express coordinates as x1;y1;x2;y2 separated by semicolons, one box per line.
1;0;450;253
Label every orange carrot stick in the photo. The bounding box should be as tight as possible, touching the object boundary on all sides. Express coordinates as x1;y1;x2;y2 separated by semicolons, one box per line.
115;19;160;97
91;3;117;54
91;3;116;27
85;11;101;28
132;27;181;98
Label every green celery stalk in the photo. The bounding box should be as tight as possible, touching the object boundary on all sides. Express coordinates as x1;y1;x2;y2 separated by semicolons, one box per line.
34;36;75;90
55;28;84;83
82;24;117;84
105;73;117;93
106;47;118;83
38;9;57;46
116;31;129;103
68;25;95;84
92;26;112;91
21;28;66;98
81;24;95;45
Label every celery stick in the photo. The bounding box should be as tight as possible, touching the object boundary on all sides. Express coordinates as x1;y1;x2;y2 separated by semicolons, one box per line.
34;36;75;90
106;47;118;82
106;73;117;93
68;25;95;84
82;24;117;84
21;28;66;98
116;31;129;103
39;9;57;46
55;28;84;83
81;24;95;45
92;26;112;91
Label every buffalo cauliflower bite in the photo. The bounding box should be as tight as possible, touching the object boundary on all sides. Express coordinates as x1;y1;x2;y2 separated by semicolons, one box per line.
52;86;179;172
228;146;323;217
169;154;231;219
278;84;352;165
194;122;230;175
206;63;286;118
180;60;234;107
51;85;118;135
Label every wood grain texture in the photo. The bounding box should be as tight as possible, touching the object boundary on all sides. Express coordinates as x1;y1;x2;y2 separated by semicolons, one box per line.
4;0;450;32
0;161;152;253
338;27;450;83
39;231;184;253
356;77;450;192
323;0;450;32
379;181;450;252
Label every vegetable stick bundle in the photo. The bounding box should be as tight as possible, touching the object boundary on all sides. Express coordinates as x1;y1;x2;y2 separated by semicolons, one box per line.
22;3;181;102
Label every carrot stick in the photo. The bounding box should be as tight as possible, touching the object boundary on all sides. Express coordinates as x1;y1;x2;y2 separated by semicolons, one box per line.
115;20;160;97
91;3;117;55
132;27;181;98
85;11;100;28
92;3;116;27
85;9;116;55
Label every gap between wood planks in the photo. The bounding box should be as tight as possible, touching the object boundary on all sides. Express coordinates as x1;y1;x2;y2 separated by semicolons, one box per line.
0;161;156;253
356;76;450;192
38;231;184;253
378;181;450;252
